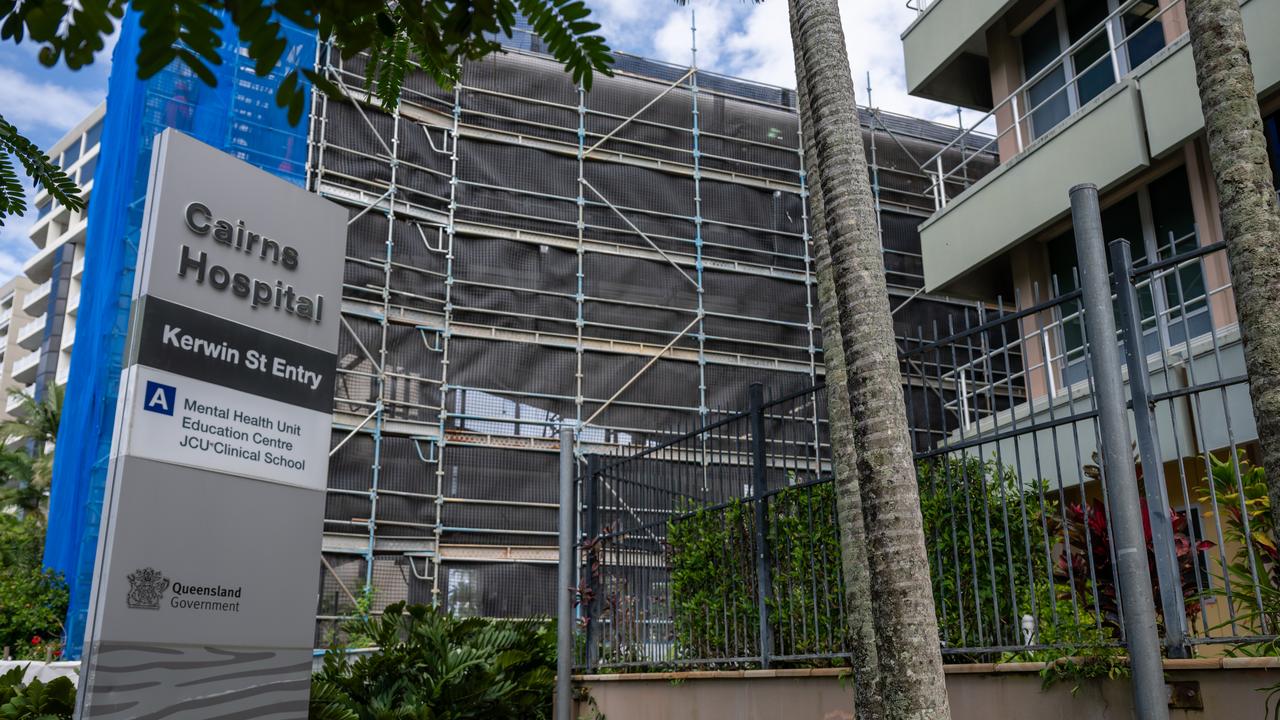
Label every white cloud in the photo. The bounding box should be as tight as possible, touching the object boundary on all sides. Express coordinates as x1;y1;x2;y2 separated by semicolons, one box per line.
635;0;984;129
0;67;101;132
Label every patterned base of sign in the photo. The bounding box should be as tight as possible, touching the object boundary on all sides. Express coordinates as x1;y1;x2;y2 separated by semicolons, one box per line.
79;643;311;719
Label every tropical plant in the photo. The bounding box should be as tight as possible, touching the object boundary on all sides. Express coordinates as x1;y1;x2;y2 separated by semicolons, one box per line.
309;602;555;720
0;452;39;522
0;387;63;523
1184;0;1280;532
0;667;74;720
0;1;614;225
0;514;68;660
3;387;62;448
1054;495;1213;636
1195;453;1280;652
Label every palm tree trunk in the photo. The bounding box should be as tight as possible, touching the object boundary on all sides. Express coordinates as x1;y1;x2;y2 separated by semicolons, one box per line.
1185;0;1280;526
788;0;950;717
791;21;882;717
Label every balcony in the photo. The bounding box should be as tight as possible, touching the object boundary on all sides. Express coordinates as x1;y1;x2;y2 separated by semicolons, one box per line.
17;316;45;351
914;0;1280;291
0;308;12;330
901;0;1009;108
22;280;51;316
5;391;25;417
12;351;39;384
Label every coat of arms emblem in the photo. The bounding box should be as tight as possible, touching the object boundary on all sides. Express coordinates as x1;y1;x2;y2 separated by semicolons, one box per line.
126;568;170;610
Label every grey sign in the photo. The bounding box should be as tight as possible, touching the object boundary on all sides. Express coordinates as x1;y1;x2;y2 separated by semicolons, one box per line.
76;130;345;720
134;130;346;352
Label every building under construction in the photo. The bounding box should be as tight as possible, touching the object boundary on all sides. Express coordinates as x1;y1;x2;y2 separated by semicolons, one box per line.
307;38;997;642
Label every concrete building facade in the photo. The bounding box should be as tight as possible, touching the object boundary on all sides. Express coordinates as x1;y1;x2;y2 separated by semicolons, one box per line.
0;276;39;420
898;0;1280;646
21;103;105;400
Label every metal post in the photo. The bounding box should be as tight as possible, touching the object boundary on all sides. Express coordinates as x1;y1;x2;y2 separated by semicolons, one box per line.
556;425;575;720
1071;184;1170;720
1109;238;1190;658
583;454;601;671
748;382;773;667
1011;94;1024;152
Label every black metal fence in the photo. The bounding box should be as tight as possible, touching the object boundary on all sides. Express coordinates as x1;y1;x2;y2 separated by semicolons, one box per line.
575;233;1280;671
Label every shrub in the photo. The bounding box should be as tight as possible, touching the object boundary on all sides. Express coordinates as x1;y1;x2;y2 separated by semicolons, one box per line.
918;455;1054;659
0;515;67;659
309;602;555;720
666;482;844;664
0;666;75;720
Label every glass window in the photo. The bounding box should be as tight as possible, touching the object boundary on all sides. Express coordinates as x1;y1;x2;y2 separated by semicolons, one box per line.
1122;1;1166;69
83;119;102;151
1103;194;1160;356
1047;230;1089;384
1023;13;1071;139
1045;165;1212;394
1264;110;1280;194
78;155;97;186
61;138;81;168
1066;0;1116;106
1148;166;1210;346
35;198;52;220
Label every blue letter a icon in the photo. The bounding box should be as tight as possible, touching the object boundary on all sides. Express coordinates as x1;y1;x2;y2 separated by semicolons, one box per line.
143;381;176;416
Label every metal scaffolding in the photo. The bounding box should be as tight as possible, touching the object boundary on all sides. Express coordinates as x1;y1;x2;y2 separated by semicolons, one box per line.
305;18;997;643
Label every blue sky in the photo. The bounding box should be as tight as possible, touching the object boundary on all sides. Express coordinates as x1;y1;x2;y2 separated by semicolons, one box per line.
0;0;966;279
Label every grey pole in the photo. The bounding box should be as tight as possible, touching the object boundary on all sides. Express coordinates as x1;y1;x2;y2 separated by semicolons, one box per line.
748;383;774;667
556;424;575;720
1071;184;1170;720
1109;237;1189;658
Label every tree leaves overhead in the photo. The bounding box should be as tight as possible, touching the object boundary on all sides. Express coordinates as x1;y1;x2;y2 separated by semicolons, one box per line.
3;0;616;126
0;1;614;219
0;115;84;224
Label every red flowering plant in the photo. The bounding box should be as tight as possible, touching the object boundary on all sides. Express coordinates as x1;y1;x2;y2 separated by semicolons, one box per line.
1052;451;1214;638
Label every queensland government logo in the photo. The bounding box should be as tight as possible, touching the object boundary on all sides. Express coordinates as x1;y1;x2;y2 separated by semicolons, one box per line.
126;567;170;610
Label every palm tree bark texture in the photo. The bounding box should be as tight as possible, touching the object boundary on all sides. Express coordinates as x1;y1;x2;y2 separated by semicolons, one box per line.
787;0;951;717
1185;0;1280;529
790;14;883;718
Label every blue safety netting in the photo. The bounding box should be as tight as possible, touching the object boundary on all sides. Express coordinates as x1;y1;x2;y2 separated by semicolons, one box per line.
43;9;316;659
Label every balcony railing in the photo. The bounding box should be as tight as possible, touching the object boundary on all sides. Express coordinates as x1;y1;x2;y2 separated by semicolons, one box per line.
12;351;40;379
923;0;1185;211
22;279;51;314
17;317;45;349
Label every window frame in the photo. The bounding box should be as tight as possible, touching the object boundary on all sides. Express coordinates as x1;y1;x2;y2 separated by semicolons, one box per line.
1017;0;1162;139
1048;166;1212;394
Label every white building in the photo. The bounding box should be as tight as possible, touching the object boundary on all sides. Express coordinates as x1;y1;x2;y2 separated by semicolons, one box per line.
0;276;39;420
20;102;104;400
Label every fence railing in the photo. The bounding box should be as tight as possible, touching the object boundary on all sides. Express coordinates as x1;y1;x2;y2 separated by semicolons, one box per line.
576;232;1279;671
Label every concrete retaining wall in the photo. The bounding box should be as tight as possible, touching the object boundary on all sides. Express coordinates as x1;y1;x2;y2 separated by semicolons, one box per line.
574;658;1280;720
